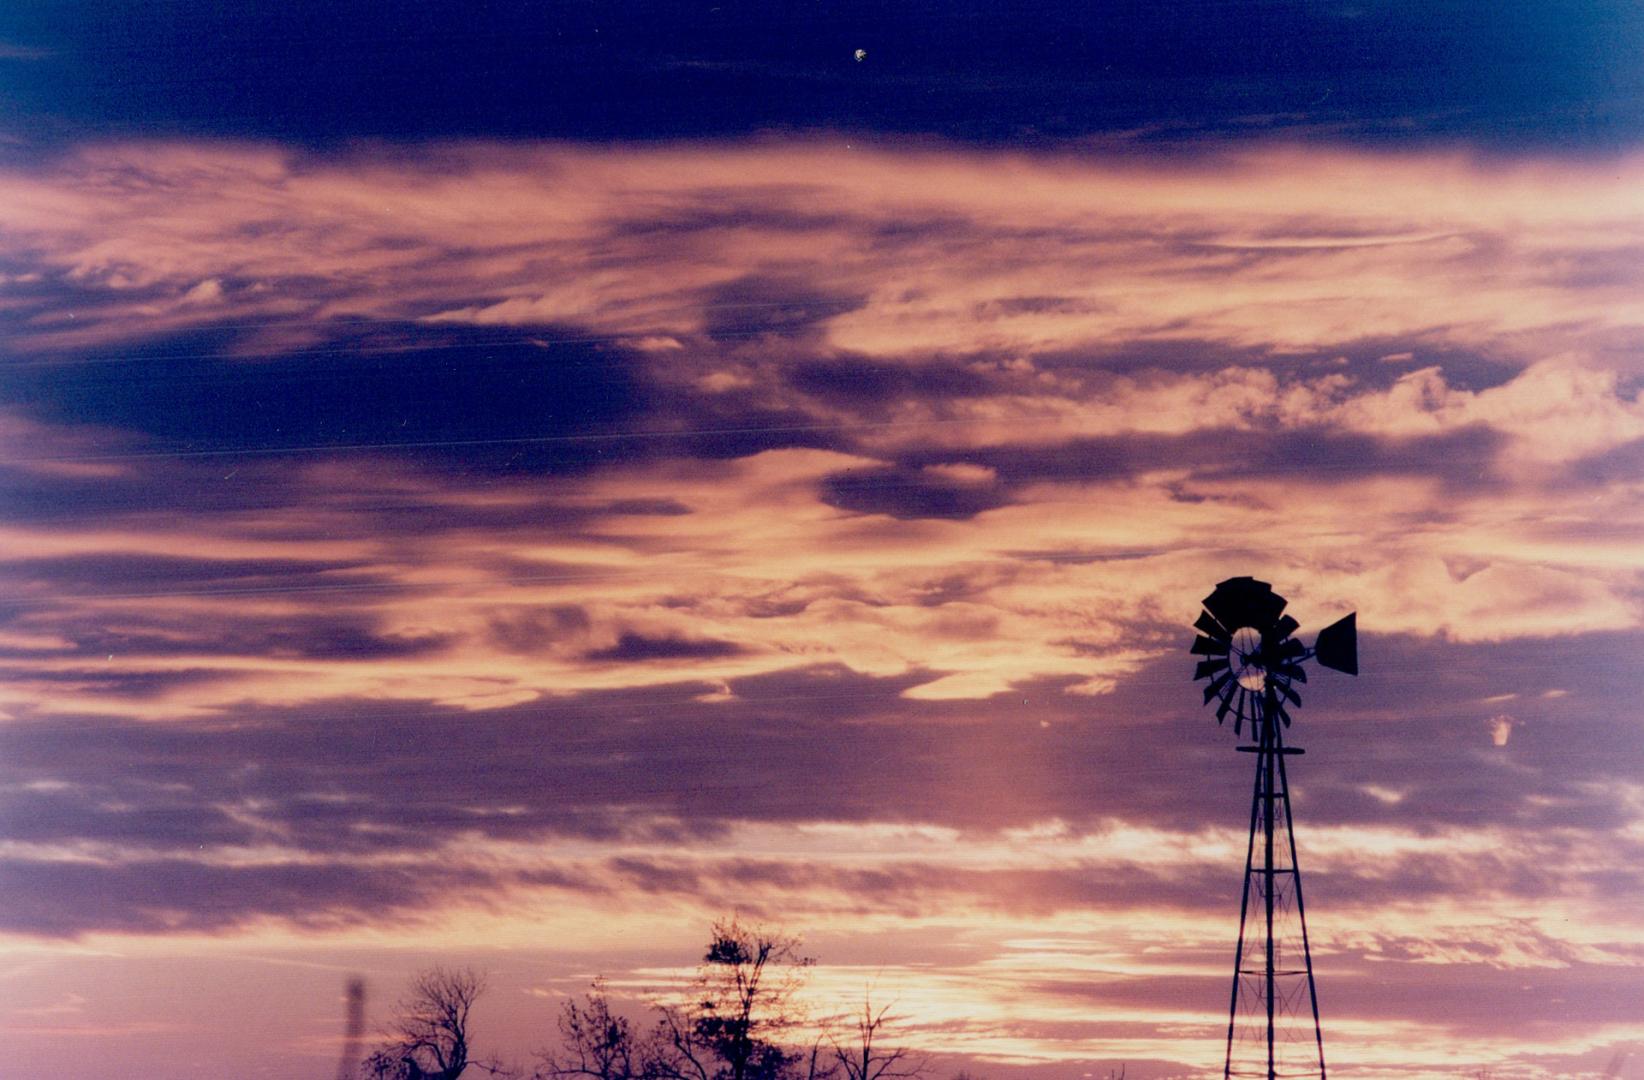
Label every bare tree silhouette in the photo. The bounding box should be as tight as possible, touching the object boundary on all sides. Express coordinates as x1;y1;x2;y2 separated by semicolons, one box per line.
544;919;825;1080
366;967;488;1080
828;994;925;1080
537;980;640;1080
649;917;814;1080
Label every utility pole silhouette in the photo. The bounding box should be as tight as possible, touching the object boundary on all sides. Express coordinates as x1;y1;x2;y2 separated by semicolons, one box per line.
1191;577;1356;1080
335;976;367;1080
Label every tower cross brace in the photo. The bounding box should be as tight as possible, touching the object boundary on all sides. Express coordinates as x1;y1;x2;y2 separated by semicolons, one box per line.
1224;690;1325;1080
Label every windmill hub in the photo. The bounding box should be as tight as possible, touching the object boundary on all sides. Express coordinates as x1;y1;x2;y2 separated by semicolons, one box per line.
1228;626;1267;690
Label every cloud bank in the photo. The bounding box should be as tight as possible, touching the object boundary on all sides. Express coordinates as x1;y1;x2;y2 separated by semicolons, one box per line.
2;140;1643;1079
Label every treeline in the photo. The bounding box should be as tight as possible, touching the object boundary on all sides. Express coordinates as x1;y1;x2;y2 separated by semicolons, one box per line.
355;917;930;1080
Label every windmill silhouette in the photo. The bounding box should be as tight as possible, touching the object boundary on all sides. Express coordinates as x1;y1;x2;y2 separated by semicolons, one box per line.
1191;577;1356;1080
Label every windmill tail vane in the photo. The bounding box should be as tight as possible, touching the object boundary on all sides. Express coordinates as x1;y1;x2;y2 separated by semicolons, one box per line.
1190;577;1357;1080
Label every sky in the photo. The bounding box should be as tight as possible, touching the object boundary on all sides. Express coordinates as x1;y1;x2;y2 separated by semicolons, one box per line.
2;3;1644;1078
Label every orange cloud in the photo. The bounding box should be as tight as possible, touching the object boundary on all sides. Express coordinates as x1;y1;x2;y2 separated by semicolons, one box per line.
4;138;1644;1080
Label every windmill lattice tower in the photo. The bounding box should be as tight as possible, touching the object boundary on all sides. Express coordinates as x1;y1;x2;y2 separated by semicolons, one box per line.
1191;578;1357;1080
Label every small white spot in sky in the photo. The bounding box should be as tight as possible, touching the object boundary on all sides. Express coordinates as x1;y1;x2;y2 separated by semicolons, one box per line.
854;48;866;62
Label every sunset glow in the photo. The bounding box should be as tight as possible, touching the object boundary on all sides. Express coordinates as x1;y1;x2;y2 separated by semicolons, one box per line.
3;4;1644;1079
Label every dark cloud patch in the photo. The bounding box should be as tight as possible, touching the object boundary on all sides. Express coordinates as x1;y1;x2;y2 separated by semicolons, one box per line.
2;322;649;471
788;356;994;410
1030;337;1521;394
2;626;1640;936
608;856;705;895
1230;628;1644;838
1024;971;1222;1028
0;458;308;526
1565;432;1644;488
701;276;865;343
1304;844;1644;909
1309;339;1523;393
611;204;854;241
693;857;1239;918
1034;953;1644;1038
1247;427;1504;487
666;399;849;460
603;498;692;516
974;296;1106;318
0;857;499;937
1028;338;1280;378
1532;242;1644;290
820;464;1010;520
588;855;1231;924
0;666;241;699
585;632;746;662
0;266;186;340
0;456;637;539
0;552;380;598
1316;954;1644;1033
1008;548;1163;565
0;664;1091;877
7;631;1638;857
487;605;592;654
603;840;1624;923
919;426;1507;492
0;609;450;664
280;624;453;662
2;786;258;849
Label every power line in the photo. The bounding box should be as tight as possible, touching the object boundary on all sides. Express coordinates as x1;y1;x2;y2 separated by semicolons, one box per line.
3;414;985;464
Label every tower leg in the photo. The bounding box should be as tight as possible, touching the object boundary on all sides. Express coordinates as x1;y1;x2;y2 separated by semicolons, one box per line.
1275;730;1327;1079
1225;727;1264;1080
1224;697;1326;1079
1264;713;1276;1080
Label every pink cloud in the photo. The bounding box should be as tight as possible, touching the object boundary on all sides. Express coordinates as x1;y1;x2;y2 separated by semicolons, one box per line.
4;138;1644;1080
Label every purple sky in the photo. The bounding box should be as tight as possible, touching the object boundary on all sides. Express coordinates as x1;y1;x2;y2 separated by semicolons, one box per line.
2;5;1644;1079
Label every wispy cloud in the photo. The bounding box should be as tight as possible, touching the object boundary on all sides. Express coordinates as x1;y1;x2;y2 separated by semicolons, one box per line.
3;138;1643;1079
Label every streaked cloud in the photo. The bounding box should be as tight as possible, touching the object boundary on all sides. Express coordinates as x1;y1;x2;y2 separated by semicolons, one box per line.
2;138;1642;1080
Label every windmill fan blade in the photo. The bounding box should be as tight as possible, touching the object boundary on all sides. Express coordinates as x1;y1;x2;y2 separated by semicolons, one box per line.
1194;611;1230;640
1277;663;1307;683
1216;695;1233;724
1276;681;1301;707
1203;581;1249;631
1315;612;1358;675
1204;671;1232;703
1274;703;1292;727
1278;638;1306;659
1195;658;1230;680
1202;577;1270;632
1204;576;1290;634
1273;614;1299;641
1250;585;1287;626
1191;634;1227;656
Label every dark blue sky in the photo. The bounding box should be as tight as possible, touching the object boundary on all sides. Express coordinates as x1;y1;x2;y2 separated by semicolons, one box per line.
3;0;1642;148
